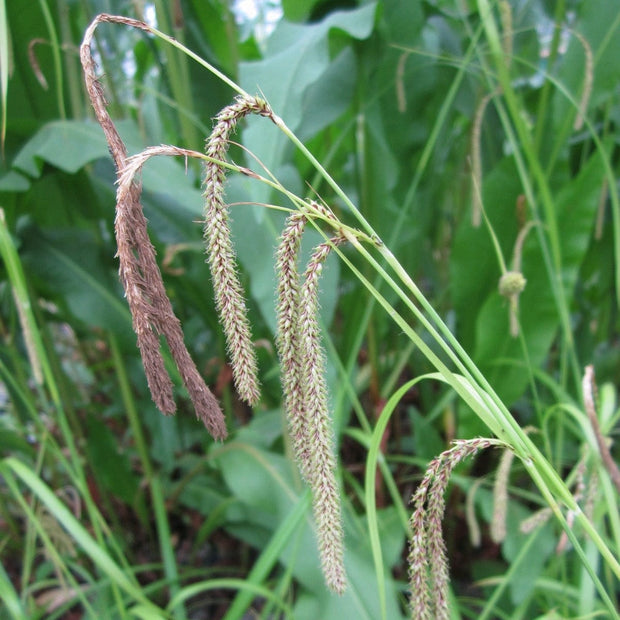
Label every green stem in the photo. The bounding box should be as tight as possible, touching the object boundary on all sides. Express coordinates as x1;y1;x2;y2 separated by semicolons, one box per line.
532;0;566;154
153;1;199;150
38;0;66;119
151;475;187;620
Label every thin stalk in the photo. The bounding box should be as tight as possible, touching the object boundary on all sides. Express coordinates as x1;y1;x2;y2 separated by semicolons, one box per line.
153;1;199;149
532;0;566;154
151;475;187;620
38;0;66;119
222;489;312;620
109;334;153;481
58;0;84;118
365;377;422;620
479;526;543;620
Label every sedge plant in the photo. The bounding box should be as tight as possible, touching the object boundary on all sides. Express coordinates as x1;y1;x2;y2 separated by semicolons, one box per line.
78;11;620;618
2;5;619;619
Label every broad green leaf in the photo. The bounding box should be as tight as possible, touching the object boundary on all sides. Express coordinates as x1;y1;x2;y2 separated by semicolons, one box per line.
11;119;204;225
239;2;378;203
0;170;30;192
19;225;132;337
296;46;357;142
13;120;112;176
281;0;319;22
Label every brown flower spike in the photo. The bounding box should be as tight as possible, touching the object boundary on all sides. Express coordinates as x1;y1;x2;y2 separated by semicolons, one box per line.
81;16;227;439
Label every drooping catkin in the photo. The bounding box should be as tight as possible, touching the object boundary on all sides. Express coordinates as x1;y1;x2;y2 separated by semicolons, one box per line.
299;235;347;595
276;211;312;480
204;96;273;406
572;30;593;132
499;0;513;71
470;91;494;227
82;21;227;440
409;438;503;620
490;448;514;543
465;477;484;548
520;506;552;534
583;365;620;495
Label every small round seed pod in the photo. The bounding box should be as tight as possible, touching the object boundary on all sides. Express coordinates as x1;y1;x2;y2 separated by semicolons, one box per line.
498;270;526;297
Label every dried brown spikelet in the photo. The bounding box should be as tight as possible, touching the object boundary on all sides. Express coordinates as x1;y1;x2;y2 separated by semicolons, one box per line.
572;31;593;132
81;19;227;439
470;92;494;227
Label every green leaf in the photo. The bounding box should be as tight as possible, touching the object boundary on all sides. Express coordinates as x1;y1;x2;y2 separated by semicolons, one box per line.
213;440;405;619
0;170;29;192
281;0;319;22
0;559;26;620
19;225;133;337
239;2;378;202
296;46;357;142
0;427;35;458
13;120;112;176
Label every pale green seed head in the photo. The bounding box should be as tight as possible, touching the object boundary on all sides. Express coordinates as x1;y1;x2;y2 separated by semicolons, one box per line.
499;270;526;297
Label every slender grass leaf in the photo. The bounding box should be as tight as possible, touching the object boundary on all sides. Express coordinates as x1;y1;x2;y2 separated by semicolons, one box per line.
1;457;162;614
0;0;8;154
0;560;26;620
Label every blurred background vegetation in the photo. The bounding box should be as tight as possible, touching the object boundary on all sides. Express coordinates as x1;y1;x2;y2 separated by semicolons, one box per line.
1;0;619;618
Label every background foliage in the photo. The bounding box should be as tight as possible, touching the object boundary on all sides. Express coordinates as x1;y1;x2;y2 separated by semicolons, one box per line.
1;0;619;618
